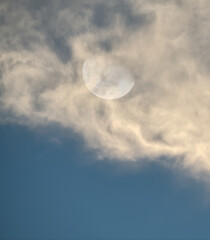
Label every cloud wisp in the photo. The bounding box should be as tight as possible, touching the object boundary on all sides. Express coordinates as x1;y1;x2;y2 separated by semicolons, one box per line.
1;0;210;179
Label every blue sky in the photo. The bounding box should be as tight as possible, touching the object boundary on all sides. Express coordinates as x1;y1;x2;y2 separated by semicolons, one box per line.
1;124;210;239
1;0;210;239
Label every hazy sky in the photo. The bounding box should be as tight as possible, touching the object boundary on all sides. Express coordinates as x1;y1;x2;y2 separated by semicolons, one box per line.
1;0;210;239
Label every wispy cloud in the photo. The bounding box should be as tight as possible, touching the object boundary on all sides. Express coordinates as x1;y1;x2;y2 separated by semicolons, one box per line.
1;0;210;179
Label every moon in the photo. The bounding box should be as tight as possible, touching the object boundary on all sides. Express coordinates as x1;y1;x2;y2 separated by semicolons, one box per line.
83;57;135;99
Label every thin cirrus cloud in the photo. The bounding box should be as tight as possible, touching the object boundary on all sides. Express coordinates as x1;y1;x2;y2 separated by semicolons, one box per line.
0;0;210;180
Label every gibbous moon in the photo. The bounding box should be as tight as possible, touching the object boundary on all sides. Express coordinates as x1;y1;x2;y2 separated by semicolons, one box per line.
83;57;135;99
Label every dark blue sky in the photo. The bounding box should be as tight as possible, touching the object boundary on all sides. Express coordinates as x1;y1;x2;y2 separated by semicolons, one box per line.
1;124;210;239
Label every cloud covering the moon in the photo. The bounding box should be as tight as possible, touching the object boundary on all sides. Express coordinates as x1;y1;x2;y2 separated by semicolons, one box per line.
1;0;210;179
83;57;135;99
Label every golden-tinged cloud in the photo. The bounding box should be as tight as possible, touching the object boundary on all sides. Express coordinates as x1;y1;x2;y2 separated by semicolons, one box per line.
1;0;210;179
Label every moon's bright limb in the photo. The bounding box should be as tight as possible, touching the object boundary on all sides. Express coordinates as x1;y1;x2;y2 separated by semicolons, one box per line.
83;57;135;99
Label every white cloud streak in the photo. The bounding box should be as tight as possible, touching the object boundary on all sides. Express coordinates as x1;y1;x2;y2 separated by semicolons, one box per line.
1;0;210;179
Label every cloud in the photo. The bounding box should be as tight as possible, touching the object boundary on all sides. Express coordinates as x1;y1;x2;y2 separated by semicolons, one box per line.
1;0;210;179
